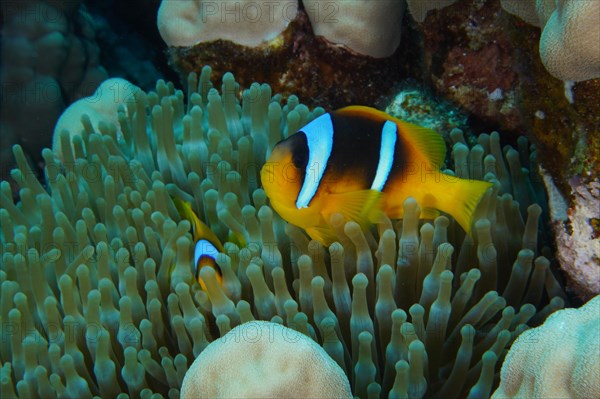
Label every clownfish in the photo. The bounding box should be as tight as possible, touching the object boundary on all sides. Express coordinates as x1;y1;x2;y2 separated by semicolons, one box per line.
260;106;492;245
172;197;223;290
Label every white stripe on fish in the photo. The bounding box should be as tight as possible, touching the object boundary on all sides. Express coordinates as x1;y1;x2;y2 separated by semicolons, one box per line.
371;120;397;192
295;113;334;209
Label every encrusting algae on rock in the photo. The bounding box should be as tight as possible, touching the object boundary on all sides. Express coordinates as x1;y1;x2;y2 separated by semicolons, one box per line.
0;67;567;398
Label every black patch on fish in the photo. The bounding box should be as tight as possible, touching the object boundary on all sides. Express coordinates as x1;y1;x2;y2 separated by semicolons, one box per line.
281;132;309;188
320;111;407;190
324;112;410;191
325;112;382;186
281;110;414;199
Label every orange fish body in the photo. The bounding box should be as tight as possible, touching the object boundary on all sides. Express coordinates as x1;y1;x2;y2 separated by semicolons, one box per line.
172;197;224;289
261;106;492;245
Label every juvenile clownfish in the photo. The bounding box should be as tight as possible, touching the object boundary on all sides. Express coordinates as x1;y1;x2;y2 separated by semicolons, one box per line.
260;106;493;245
172;197;224;290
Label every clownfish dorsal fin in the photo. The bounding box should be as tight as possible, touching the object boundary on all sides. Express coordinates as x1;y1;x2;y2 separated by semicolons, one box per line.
336;105;447;169
394;120;447;169
172;196;224;253
228;231;247;248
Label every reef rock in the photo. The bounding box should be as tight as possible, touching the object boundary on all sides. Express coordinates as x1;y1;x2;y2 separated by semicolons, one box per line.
410;0;600;301
157;0;406;109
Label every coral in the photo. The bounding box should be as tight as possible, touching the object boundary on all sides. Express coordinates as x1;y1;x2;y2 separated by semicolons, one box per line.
492;295;600;399
157;0;296;48
412;2;600;305
181;321;352;398
161;2;405;110
0;0;108;181
414;0;529;134
1;68;566;398
412;0;598;140
406;0;458;23
304;0;404;58
499;0;544;27
53;78;141;161
158;0;405;58
498;0;600;302
501;0;600;82
539;0;600;82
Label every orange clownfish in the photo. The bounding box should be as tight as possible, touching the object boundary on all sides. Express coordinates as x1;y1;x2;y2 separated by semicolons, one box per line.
260;106;492;245
172;197;224;290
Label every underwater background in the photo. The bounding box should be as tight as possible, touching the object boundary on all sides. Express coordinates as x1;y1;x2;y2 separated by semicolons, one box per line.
1;0;599;398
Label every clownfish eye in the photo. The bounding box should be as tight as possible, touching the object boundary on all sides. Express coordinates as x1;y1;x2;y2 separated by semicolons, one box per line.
292;148;308;169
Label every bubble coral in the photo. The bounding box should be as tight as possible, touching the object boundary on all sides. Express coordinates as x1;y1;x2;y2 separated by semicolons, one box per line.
1;67;566;398
501;0;600;81
492;295;600;399
1;0;108;179
180;321;352;398
158;1;406;110
53;78;142;161
303;0;404;58
157;0;296;48
406;0;458;23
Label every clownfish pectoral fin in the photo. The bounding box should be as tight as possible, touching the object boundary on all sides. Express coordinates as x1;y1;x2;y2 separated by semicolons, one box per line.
421;207;441;220
305;225;339;247
305;189;384;246
325;189;384;229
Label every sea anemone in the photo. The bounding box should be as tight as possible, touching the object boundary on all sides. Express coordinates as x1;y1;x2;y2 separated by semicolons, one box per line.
0;67;566;398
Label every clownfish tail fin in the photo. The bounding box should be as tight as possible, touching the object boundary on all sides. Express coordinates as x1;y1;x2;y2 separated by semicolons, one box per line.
446;179;492;235
426;175;493;234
